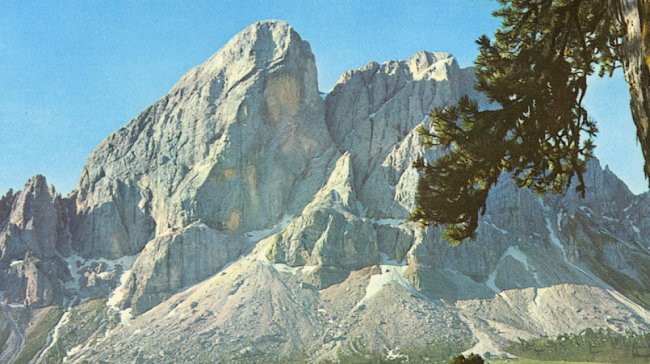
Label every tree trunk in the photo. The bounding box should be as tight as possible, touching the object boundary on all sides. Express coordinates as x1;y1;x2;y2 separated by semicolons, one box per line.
617;0;650;184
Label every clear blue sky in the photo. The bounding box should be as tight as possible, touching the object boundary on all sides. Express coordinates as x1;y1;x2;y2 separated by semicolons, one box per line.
0;1;646;195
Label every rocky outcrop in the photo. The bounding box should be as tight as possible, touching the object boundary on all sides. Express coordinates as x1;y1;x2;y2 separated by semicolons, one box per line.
1;176;60;261
1;256;64;307
325;51;487;218
0;176;69;306
266;153;379;287
0;189;14;224
72;20;337;260
117;222;246;314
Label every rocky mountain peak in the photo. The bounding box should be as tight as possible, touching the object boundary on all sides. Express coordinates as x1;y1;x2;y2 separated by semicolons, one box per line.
3;175;60;260
172;20;316;96
404;51;457;80
0;175;68;307
2;21;650;364
71;18;334;260
0;188;14;224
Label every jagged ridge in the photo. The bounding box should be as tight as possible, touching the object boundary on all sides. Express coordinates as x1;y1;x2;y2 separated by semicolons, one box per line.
0;20;649;363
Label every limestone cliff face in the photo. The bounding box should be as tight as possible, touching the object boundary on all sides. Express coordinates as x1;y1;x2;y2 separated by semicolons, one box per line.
266;153;379;288
0;176;69;307
325;51;486;218
119;223;246;314
72;20;337;259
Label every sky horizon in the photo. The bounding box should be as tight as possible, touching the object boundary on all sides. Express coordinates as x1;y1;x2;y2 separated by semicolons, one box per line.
1;1;647;196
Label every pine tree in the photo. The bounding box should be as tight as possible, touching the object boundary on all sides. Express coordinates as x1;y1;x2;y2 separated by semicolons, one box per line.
410;0;650;243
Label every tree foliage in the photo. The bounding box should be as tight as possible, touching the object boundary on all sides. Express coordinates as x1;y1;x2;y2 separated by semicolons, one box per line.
448;352;485;364
509;328;650;363
410;0;624;243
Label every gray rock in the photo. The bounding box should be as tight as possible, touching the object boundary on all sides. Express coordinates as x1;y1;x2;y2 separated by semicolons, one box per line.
118;222;246;314
325;51;487;218
72;20;337;260
0;176;69;306
1;175;60;261
1;255;63;307
266;153;379;287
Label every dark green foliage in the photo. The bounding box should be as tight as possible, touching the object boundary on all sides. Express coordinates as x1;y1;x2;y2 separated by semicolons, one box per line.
509;328;650;363
410;0;623;243
448;353;484;364
334;338;472;363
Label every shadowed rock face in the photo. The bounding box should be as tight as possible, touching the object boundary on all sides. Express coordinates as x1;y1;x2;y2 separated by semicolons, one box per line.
2;20;650;363
0;176;68;307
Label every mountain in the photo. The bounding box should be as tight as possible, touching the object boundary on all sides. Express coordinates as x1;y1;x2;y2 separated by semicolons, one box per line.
1;20;649;363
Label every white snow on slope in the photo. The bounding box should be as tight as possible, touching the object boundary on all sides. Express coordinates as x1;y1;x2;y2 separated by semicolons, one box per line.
357;253;417;307
483;220;508;234
63;253;139;293
36;310;71;362
486;246;540;293
105;254;140;326
544;214;594;280
371;218;406;228
461;315;506;358
247;214;294;243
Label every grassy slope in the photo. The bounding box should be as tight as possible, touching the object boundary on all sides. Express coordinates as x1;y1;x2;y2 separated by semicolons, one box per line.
13;306;64;364
43;298;117;363
0;312;12;354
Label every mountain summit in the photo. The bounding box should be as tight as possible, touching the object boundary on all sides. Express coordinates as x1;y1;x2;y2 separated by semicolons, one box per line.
1;21;649;363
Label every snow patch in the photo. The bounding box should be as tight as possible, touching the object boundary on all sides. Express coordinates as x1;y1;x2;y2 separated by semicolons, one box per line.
105;254;139;326
485;268;500;293
578;205;594;217
485;246;540;293
538;198;550;211
63;253;138;294
246;214;294;243
544;214;595;280
371;218;406;228
357;253;415;305
537;200;603;284
483;220;508;234
461;315;506;357
544;216;564;251
37;310;71;362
